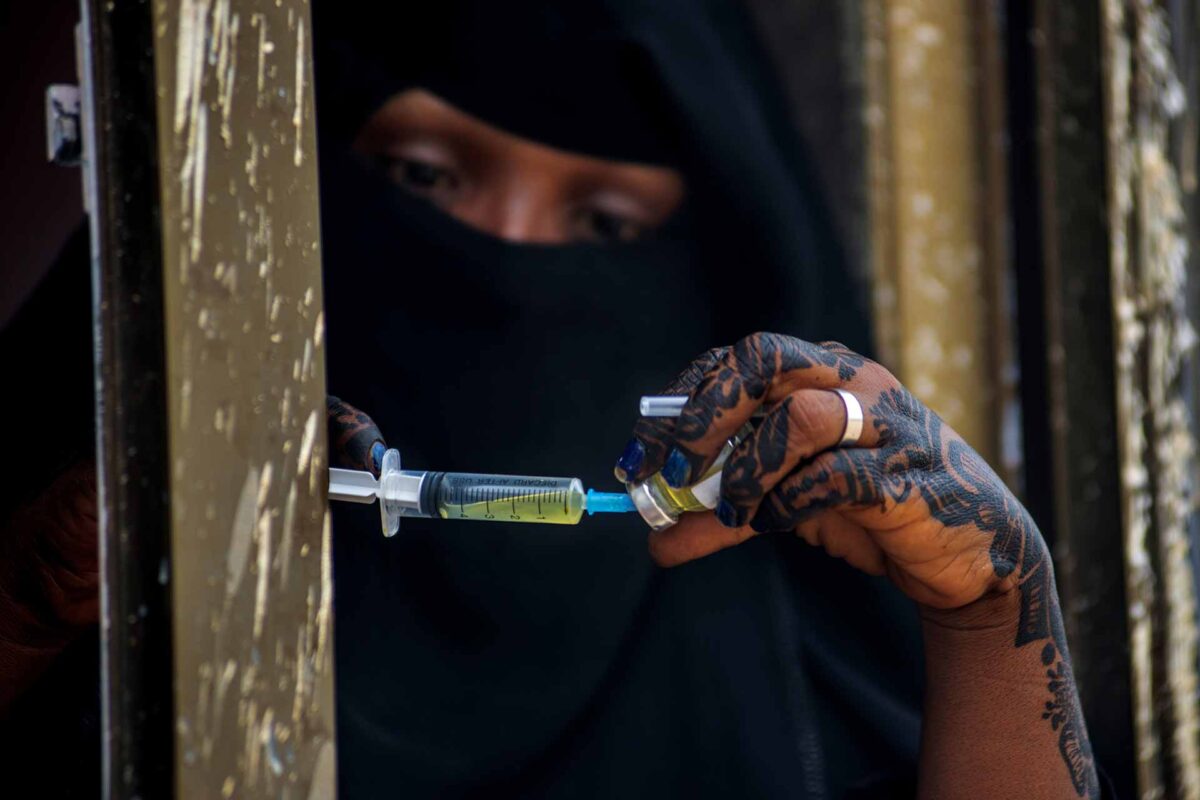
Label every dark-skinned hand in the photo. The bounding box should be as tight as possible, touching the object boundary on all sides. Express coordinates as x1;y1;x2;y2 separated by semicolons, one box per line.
613;332;1049;615
2;396;385;632
611;334;1103;799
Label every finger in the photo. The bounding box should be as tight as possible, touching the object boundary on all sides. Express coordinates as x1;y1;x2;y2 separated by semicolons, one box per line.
326;396;387;476
817;340;857;357
795;510;887;576
50;461;99;560
715;389;879;528
58;594;101;628
662;333;869;489
615;347;728;483
750;447;899;533
646;510;759;567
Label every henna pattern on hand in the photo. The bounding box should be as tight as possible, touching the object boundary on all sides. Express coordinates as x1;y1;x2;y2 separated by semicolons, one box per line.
326;395;385;475
754;385;1099;798
718;396;794;523
873;390;1097;798
667;333;866;486
636;333;1099;798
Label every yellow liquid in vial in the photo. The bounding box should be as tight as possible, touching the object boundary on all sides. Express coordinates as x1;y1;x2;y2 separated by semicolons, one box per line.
646;471;716;513
630;426;752;525
435;474;585;525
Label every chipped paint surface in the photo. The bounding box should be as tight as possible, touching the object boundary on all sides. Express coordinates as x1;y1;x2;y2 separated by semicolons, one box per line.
151;0;335;796
862;0;1006;468
1103;2;1200;797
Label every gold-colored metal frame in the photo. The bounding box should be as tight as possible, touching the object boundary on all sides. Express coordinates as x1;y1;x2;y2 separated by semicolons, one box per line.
84;0;335;795
150;1;336;796
862;0;1012;472
1100;2;1200;796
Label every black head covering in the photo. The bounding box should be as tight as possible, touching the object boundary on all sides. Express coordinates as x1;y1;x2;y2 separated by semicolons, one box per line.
313;0;869;349
315;2;678;166
314;2;921;797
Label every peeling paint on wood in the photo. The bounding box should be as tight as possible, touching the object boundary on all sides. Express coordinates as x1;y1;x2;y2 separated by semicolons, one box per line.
150;0;335;796
862;0;1011;471
1102;2;1200;797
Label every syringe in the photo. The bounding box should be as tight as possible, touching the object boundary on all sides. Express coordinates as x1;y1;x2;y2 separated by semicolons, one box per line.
328;448;636;536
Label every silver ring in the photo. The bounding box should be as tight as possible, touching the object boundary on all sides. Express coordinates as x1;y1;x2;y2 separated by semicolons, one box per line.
832;389;864;447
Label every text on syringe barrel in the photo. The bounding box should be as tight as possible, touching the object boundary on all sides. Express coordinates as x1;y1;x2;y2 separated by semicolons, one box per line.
428;472;586;524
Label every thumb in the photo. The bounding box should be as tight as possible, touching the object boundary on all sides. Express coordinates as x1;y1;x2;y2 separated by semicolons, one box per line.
647;511;760;567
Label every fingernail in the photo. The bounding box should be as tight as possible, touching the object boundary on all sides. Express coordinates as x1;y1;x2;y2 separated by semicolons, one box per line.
370;441;386;475
662;448;690;488
614;439;645;482
715;499;741;528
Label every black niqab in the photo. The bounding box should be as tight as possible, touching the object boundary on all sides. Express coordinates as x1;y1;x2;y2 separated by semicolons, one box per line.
314;1;924;797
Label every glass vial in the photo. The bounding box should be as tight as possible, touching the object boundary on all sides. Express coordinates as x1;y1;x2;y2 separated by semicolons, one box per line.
626;425;752;530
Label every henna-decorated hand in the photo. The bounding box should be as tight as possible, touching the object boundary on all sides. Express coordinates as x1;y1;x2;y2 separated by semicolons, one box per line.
326;396;388;477
613;333;1099;797
614;332;1050;613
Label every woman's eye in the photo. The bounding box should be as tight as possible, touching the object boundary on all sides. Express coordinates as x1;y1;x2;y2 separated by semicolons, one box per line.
381;156;461;201
576;208;645;244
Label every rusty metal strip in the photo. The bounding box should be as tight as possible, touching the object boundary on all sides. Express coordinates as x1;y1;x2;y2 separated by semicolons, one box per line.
148;0;336;796
863;0;899;371
1101;2;1200;797
975;0;1021;492
861;0;1006;470
1011;0;1139;793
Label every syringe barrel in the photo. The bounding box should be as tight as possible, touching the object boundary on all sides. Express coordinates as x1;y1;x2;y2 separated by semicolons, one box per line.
374;447;588;534
427;472;585;525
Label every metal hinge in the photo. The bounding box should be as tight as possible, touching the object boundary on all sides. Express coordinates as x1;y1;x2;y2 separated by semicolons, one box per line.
49;23;99;217
45;83;82;167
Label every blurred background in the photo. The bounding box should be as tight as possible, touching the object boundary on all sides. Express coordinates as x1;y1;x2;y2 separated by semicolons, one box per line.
3;1;1200;798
